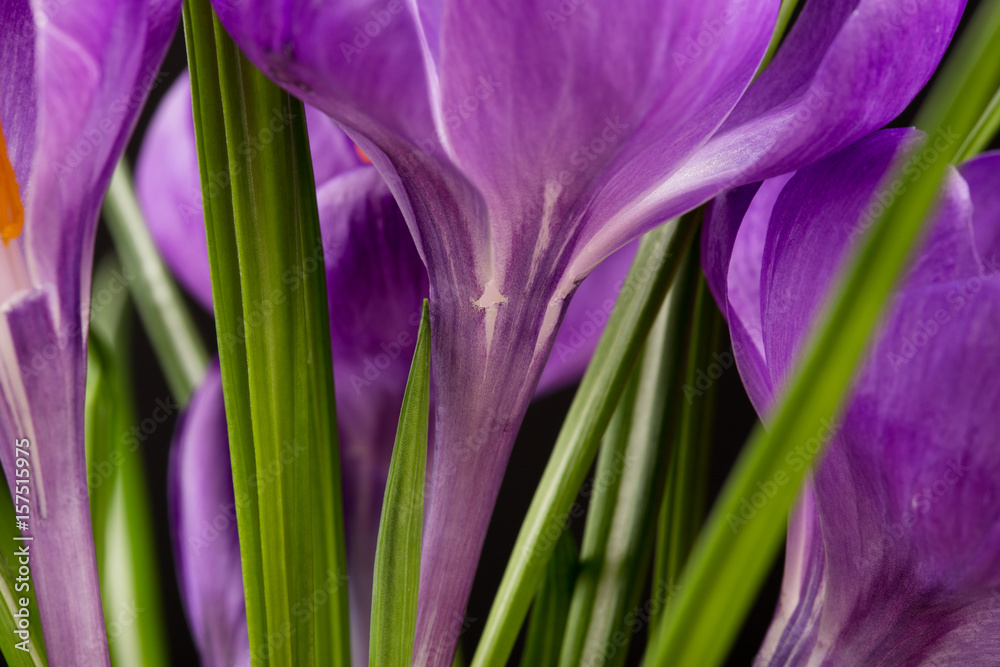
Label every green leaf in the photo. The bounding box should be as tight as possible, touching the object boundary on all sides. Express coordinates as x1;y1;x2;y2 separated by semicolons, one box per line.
471;212;701;667
760;0;801;72
644;4;1000;665
557;367;639;667
370;300;431;667
183;2;352;664
520;531;577;667
182;1;268;660
102;161;210;405
559;246;698;667
651;268;723;627
954;85;1000;163
86;256;169;667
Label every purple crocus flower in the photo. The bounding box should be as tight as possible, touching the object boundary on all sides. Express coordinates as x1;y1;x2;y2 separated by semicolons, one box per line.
0;1;178;663
703;128;1000;665
138;72;631;665
204;1;967;659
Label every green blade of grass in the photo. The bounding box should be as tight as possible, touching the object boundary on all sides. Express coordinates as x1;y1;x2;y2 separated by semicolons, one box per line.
183;2;352;664
370;301;431;667
102;162;210;405
181;1;267;660
86;257;169;667
519;530;577;667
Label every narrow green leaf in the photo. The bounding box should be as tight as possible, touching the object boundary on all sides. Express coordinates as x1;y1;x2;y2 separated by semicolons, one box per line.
652;270;723;610
557;370;639;667
86;257;169;667
645;4;1000;665
370;300;431;667
520;530;577;667
182;1;268;660
186;2;353;663
102;161;209;405
760;0;801;71
954;85;1000;163
471;212;701;667
558;255;693;667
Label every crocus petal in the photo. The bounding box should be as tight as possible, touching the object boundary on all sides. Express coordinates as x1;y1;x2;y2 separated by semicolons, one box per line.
169;364;250;667
610;0;967;274
135;73;362;310
536;240;638;396
0;2;179;664
959;152;1000;268
730;132;1000;665
0;0;36;187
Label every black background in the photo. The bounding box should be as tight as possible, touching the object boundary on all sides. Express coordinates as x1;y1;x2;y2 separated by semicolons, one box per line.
68;2;996;665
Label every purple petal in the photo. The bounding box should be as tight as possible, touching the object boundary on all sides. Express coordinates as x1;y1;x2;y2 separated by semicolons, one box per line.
169;364;250;667
650;0;967;245
0;0;36;188
743;132;1000;664
0;287;104;666
959;152;1000;269
135;73;211;310
536;240;638;397
135;73;363;310
0;2;180;664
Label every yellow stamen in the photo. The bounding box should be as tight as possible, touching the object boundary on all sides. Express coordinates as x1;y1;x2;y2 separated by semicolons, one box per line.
0;113;24;245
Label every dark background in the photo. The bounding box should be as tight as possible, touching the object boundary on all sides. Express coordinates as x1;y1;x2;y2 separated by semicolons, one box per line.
75;2;995;665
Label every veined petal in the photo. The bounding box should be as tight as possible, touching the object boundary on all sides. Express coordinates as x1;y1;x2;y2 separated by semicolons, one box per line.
747;131;1000;665
410;0;775;286
0;1;181;664
575;0;966;278
0;0;37;187
169;364;250;667
0;287;103;665
959;152;1000;268
536;240;637;397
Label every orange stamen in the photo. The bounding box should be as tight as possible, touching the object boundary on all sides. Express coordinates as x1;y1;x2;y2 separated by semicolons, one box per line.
354;144;373;165
0;114;24;245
